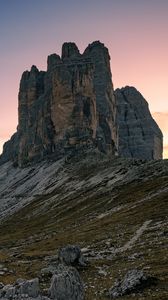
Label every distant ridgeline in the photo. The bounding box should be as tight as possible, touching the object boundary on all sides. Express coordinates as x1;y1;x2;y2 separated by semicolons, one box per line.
0;41;163;166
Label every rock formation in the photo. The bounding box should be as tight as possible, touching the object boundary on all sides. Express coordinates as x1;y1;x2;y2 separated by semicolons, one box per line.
115;87;163;159
109;269;153;298
0;245;85;300
49;264;84;300
58;245;86;267
0;41;163;166
0;266;84;300
0;41;117;166
0;278;42;299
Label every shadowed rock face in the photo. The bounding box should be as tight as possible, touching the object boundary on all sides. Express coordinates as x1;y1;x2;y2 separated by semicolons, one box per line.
115;86;163;160
0;41;117;166
0;42;163;166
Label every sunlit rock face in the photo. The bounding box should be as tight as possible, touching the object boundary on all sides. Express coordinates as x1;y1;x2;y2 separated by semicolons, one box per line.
0;42;163;166
115;86;163;160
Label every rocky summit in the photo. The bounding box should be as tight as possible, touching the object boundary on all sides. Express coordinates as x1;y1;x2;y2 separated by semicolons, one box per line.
0;41;162;166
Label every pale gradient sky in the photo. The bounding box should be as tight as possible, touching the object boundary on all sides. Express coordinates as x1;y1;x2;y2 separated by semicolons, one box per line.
0;0;168;157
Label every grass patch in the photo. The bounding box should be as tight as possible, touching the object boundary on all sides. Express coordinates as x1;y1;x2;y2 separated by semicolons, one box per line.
0;159;168;299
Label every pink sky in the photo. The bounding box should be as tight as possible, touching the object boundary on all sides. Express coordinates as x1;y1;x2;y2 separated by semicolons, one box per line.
0;1;168;157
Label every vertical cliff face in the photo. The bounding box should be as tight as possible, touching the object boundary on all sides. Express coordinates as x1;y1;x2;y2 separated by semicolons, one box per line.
1;41;117;166
115;86;163;160
84;42;117;153
47;43;97;152
17;66;50;164
0;42;163;166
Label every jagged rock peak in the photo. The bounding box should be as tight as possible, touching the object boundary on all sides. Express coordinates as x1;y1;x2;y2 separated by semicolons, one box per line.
20;65;43;87
84;40;110;59
84;40;106;50
62;42;80;59
115;86;163;160
19;65;45;95
30;65;39;73
20;65;40;80
115;86;148;105
0;41;163;166
0;40;117;167
47;53;61;70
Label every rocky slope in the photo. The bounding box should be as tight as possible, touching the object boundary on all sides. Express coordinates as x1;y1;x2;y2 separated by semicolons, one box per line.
0;152;167;299
0;41;162;166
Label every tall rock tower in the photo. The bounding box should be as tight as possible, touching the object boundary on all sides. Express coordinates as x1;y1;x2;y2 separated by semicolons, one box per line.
1;41;117;166
115;86;163;159
0;42;163;166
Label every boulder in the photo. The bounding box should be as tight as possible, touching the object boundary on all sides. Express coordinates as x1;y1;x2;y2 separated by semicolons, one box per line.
0;278;40;299
49;264;84;300
16;278;40;298
0;285;15;299
109;269;151;298
58;245;86;267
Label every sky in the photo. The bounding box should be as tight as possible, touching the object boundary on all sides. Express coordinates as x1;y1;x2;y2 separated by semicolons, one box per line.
0;0;168;157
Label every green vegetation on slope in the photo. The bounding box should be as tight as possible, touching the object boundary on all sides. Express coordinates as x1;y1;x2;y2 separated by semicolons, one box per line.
0;157;168;299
